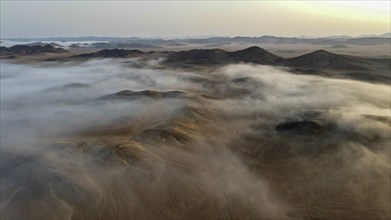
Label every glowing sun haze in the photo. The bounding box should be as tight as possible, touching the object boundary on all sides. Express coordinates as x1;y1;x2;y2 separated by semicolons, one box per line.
0;1;390;38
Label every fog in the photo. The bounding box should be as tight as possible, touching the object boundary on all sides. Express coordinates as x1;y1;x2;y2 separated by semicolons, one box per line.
1;59;390;219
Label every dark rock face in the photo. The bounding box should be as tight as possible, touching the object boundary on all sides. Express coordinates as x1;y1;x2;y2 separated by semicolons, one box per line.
73;49;143;58
275;120;331;135
1;45;68;56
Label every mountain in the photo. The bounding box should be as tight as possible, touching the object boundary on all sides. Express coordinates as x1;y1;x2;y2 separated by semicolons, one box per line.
165;46;281;65
164;47;390;83
5;44;389;83
89;42;159;49
283;50;369;71
358;32;391;38
344;37;390;46
165;49;230;65
0;45;67;56
325;35;353;39
283;50;390;82
230;46;282;64
73;49;144;58
0;46;11;55
27;42;63;47
329;44;349;48
378;32;391;38
5;34;391;49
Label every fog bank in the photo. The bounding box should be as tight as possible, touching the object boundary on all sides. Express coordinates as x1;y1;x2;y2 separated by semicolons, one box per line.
1;59;389;219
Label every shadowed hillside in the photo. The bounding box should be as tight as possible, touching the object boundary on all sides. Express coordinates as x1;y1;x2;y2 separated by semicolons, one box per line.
0;45;67;56
164;46;281;65
73;49;144;58
163;47;390;83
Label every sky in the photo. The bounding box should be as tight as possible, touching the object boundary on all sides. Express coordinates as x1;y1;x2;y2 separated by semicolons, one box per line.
0;1;390;38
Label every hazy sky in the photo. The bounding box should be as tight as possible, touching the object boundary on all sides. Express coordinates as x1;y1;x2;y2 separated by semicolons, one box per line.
1;1;390;38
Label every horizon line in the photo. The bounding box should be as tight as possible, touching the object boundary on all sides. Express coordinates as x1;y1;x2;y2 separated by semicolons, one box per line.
2;32;391;40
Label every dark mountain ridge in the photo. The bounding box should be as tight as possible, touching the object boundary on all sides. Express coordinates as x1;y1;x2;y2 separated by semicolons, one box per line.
0;45;67;56
5;33;390;46
2;44;389;83
73;49;144;58
165;46;282;65
283;50;370;71
230;46;282;64
164;47;390;83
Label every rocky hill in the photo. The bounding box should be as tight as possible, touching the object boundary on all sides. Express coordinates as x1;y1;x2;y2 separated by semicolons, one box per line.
73;49;144;58
0;44;67;56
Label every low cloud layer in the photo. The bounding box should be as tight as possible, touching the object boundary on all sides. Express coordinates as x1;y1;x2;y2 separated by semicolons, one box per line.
1;59;390;219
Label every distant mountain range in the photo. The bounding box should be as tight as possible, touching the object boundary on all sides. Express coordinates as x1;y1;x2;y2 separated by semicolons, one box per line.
163;47;390;83
1;44;389;83
0;44;67;56
3;33;390;47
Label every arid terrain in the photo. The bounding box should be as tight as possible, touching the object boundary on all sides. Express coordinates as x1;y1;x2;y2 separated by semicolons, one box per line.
1;43;390;220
